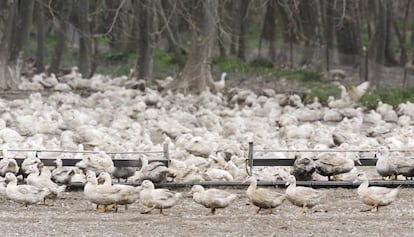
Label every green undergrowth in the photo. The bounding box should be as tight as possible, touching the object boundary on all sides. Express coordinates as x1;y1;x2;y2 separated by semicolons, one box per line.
360;87;414;108
215;57;322;81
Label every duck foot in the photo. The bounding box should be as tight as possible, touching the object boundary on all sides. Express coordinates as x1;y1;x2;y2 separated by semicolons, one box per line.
141;206;155;214
209;208;216;215
267;208;273;214
360;206;375;212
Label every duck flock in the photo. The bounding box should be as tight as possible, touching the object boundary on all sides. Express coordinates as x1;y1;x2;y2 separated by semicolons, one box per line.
0;69;413;214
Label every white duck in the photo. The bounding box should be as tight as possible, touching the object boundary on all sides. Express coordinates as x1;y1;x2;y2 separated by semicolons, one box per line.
83;170;121;212
375;146;414;180
285;175;324;213
0;155;19;177
51;157;76;185
25;164;66;204
354;172;400;212
97;172;140;210
244;176;286;214
315;143;361;181
202;167;233;181
138;179;182;215
4;172;49;207
190;185;237;215
75;151;115;176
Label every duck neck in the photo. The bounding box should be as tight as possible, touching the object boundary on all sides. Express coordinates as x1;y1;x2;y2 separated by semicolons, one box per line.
358;178;369;192
247;179;257;193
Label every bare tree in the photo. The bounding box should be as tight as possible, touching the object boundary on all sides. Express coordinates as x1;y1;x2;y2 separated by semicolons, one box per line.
258;0;277;62
298;0;319;66
77;0;93;78
368;0;387;84
48;0;73;75
159;0;186;68
35;0;45;73
0;0;35;89
237;0;250;61
166;0;217;94
134;0;154;82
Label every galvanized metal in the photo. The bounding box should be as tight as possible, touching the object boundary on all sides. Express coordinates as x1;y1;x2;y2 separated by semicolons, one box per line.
66;180;413;190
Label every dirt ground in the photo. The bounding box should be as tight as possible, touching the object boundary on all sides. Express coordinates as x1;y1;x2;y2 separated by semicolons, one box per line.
0;185;413;237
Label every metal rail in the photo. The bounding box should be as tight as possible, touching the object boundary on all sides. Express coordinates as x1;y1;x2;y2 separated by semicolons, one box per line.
1;143;170;167
66;179;413;191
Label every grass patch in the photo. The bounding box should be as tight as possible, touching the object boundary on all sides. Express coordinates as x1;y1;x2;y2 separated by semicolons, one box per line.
215;57;322;81
360;87;414;108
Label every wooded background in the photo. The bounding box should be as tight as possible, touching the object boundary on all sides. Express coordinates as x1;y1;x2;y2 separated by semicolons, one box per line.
0;0;413;93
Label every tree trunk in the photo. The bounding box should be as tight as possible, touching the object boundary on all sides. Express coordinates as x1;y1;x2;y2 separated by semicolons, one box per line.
276;0;298;67
237;0;249;61
217;0;227;58
384;0;398;66
0;0;35;89
77;0;93;78
35;0;45;73
259;0;277;62
134;0;154;82
298;0;319;66
335;0;363;67
368;0;387;85
322;0;335;70
105;0;127;50
229;0;239;56
166;0;217;94
48;0;72;75
159;0;185;68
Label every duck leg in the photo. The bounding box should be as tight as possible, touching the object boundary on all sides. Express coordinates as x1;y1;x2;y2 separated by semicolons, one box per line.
301;204;308;214
209;208;216;215
267;208;273;214
141;206;155;214
361;205;375;212
159;208;165;215
96;204;100;210
255;207;262;214
124;204;128;210
112;202;118;212
97;205;109;212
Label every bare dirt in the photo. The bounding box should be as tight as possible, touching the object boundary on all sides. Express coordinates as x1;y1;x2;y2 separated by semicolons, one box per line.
0;185;413;237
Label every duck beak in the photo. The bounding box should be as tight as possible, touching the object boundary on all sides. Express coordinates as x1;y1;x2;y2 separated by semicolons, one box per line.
285;181;290;186
356;159;362;165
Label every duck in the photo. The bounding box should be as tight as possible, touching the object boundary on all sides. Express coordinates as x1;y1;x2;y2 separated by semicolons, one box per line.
137;155;174;183
97;172;140;210
25;164;66;204
51;157;76;185
0;155;19;177
111;154;136;182
138;179;182;215
202;167;234;181
315;143;361;181
291;156;316;181
375;146;414;180
4;172;50;207
83;170;121;212
244;176;286;214
190;185;237;215
20;154;42;177
75;150;115;176
354;172;400;212
285;175;324;213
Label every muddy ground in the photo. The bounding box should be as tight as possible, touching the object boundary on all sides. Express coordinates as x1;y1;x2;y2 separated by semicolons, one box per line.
0;185;413;237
